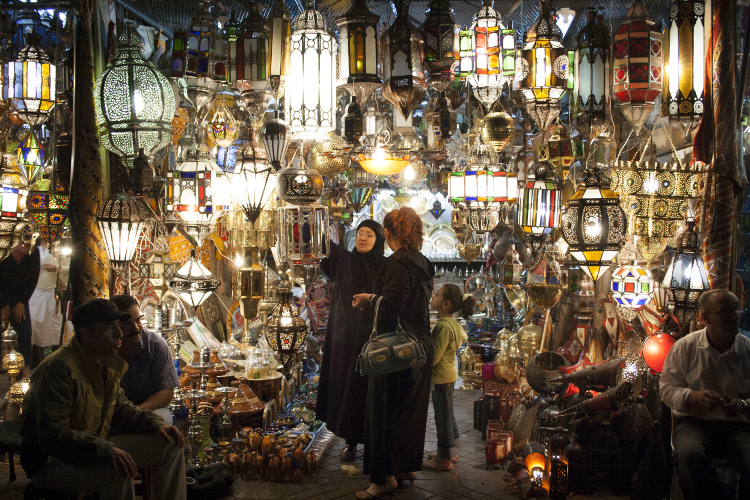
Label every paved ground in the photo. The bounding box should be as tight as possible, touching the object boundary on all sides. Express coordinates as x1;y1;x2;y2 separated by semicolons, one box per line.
1;376;625;499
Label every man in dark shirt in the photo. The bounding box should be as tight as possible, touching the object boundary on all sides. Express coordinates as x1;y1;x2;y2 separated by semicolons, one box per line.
0;240;40;377
111;294;179;424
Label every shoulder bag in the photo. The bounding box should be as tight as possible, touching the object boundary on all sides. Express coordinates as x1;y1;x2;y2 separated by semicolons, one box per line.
356;297;427;380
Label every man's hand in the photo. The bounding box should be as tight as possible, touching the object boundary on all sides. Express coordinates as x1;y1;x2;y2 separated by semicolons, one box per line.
721;397;747;418
12;303;25;322
155;424;186;448
108;447;137;478
687;390;724;410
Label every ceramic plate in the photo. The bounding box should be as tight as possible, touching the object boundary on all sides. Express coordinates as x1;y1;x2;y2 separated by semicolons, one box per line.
421;237;434;257
433;234;456;255
380;195;397;212
428;223;456;239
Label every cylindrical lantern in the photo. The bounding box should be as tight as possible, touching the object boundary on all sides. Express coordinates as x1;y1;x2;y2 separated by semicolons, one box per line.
613;0;662;136
517;163;562;237
662;219;709;327
515;0;568;132
423;0;459;92
3;33;56;126
228;6;269;95
286;0;337;140
336;0;381;105
96;193;148;270
467;0;514;110
171;2;219;80
277;203;330;285
574;8;612;141
381;0;427;120
260;111;293;171
95;23;176;165
662;0;705;140
561;166;628;282
268;0;291;100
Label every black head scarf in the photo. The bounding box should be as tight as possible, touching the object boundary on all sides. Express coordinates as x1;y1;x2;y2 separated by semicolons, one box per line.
351;219;387;291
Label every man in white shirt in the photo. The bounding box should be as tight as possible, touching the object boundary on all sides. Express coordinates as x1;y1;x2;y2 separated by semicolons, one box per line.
660;289;750;500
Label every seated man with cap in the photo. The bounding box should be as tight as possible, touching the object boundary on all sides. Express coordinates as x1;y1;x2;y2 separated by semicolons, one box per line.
17;298;187;500
111;294;179;425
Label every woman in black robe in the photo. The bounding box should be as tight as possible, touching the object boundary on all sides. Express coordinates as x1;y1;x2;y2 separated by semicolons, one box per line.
316;219;386;461
352;207;435;499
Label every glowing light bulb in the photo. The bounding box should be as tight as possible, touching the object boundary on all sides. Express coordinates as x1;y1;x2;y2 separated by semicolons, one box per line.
61;246;72;256
585;217;601;237
373;146;386;162
133;89;145;117
280;316;292;327
234;255;244;267
643;173;659;194
403;165;415;181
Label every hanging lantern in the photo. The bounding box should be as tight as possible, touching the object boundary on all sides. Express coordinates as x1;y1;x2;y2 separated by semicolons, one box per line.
611;159;704;263
4;33;56;126
286;0;337;140
26;178;69;242
336;0;382;105
276;157;325;205
536;124;584;179
381;0;427;120
468;136;497;169
387;160;428;190
574;8;612;141
354;147;410;176
277;203;329;286
308;132;351;177
1;141;24;223
227;125;276;226
515;0;568;133
611;261;653;309
96;193;149;271
205;91;241;149
260;111;293;171
264;271;308;372
129;148;154;196
138;250;176;299
662;0;705;140
613;0;662;137
238;246;265;323
480;102;515;155
423;0;459;92
171;2;219;80
95;23;176;165
342;97;365;144
662;218;709;328
169;250;222;309
517;163;562;239
641;332;676;373
268;0;292;101
16;128;44;187
349;164;378;212
562;166;627;282
227;5;270;100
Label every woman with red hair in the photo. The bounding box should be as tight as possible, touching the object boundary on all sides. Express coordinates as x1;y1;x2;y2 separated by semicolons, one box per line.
352;207;435;498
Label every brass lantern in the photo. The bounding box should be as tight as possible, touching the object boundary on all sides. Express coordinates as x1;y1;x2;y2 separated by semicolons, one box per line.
264;271;307;372
561;165;628;282
96;193;149;271
480;102;515;155
2;349;24;385
308;132;351;177
238;246;265;325
336;0;382;106
613;0;662;137
138;250;176;298
268;0;292;101
423;0;459;92
515;0;569;133
227;4;270;102
381;0;427;120
574;8;612;141
662;0;706;140
4;33;56;126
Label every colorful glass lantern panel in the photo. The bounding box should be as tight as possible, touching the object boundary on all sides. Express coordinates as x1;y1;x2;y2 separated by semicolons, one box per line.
459;29;475;78
25;179;69;242
171;2;218;80
96;193;148;270
611;264;653;308
233;10;270;89
139;250;176;297
278;204;329;264
517;176;561;235
3;33;56;126
16;129;43;185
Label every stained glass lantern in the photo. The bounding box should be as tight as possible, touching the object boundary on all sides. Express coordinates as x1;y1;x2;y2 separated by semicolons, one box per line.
171;2;219;80
228;125;276;226
467;0;514;110
26;178;69;242
226;5;269;98
16;129;44;187
459;28;475;78
349;164;378;212
480;102;515;155
336;0;382;106
611;262;653;309
515;0;569;133
95;23;177;165
516;163;562;239
268;0;292;101
662;218;709;327
260;111;293;171
662;0;706;140
423;0;459;92
96;193;149;271
286;0;337;141
536;124;584;179
1;150;24;222
205;91;241;149
277;157;325;206
3;33;56;126
613;0;662;137
611;159;704;263
573;8;612;141
138;250;176;299
561;166;628;282
169;250;221;310
381;0;427;120
277;203;329;286
264;271;308;372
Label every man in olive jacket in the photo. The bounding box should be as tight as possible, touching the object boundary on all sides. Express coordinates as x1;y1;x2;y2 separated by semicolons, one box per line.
18;298;187;499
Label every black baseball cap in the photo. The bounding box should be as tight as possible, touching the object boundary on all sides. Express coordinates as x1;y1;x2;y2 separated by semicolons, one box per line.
72;298;131;329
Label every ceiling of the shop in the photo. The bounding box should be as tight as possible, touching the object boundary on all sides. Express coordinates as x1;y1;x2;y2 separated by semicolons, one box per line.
116;0;672;47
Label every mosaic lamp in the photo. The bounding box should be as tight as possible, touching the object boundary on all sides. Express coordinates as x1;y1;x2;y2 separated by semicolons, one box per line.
335;0;382;105
611;260;653;309
96;193;149;271
26;177;69;243
95;23;176;165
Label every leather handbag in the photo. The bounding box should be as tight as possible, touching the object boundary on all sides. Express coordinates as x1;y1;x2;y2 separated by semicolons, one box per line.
356;297;427;379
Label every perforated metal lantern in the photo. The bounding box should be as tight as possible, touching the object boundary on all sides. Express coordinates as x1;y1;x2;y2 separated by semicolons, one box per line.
96;193;149;270
308;132;351;176
515;0;568;132
613;0;662;137
423;0;459;92
574;8;612;141
336;0;382;105
286;0;337;140
3;33;56;126
169;250;221;309
561;166;628;282
381;0;427;120
264;272;307;372
95;23;176;165
170;1;220;80
277;157;325;205
480;102;514;155
662;219;709;327
662;0;706;140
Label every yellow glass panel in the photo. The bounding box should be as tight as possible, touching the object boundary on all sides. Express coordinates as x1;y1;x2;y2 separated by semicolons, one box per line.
678;22;693;99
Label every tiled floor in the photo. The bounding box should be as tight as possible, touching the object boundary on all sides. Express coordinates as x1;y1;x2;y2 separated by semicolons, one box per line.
1;378;625;499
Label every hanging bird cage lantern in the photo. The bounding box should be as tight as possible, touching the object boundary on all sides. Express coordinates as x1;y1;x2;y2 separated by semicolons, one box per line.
561;165;628;282
423;0;459;92
336;0;382;106
662;218;709;328
171;1;220;81
96;193;149;271
268;0;292;101
95;23;176;166
169;249;222;309
381;0;427;120
4;32;56;127
662;0;706;140
286;0;338;141
138;250;176;299
515;0;569;133
613;0;662;137
573;7;612;141
264;271;308;372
